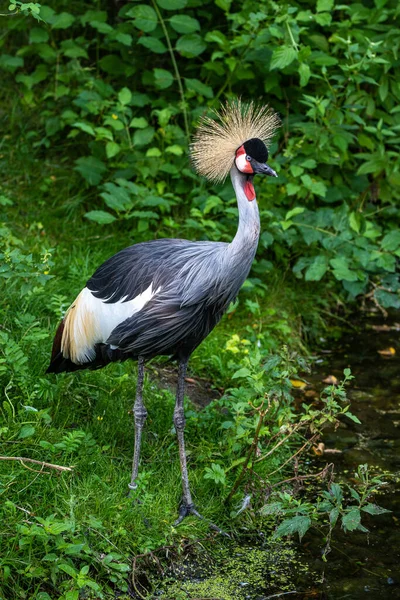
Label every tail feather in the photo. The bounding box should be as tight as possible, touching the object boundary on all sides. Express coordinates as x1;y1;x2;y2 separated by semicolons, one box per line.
46;339;128;374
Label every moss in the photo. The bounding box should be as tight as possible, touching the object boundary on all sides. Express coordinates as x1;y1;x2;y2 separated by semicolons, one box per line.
151;540;310;599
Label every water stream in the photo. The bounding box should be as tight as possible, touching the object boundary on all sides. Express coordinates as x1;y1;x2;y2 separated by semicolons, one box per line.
146;313;400;599
299;313;400;599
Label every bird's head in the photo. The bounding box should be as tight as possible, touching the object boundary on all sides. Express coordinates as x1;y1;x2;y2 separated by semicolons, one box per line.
191;99;280;186
234;137;277;179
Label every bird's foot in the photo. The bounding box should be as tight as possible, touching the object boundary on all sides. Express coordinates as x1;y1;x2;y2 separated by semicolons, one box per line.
127;481;137;496
173;501;229;537
127;482;142;504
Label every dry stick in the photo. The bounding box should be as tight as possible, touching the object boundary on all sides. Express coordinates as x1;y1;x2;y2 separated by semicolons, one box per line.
0;456;73;472
272;463;334;488
253;423;302;465
266;434;319;479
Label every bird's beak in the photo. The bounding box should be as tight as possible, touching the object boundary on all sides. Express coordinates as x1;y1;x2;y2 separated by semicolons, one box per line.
252;160;278;177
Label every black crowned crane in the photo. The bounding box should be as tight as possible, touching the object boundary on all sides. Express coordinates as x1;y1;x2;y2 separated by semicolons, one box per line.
47;100;280;525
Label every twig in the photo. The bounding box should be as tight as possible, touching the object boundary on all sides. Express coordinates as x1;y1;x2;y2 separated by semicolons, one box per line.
272;463;334;488
254;423;302;464
265;592;298;599
14;504;34;515
0;456;73;472
266;434;319;478
152;0;190;141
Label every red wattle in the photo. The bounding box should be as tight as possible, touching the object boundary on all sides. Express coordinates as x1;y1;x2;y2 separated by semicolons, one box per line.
244;180;256;201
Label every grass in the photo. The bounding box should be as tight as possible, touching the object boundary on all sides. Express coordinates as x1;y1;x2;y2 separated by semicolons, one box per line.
0;147;315;599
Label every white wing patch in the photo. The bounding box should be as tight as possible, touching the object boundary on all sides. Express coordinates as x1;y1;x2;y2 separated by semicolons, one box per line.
61;284;158;364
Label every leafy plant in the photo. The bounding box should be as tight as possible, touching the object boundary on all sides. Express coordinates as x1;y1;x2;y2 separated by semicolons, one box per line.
1;0;399;309
263;464;390;558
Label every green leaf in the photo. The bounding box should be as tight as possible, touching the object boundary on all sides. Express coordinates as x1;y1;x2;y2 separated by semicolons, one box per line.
61;40;88;59
170;14;200;34
165;145;183;156
349;487;360;501
85;211;116;224
153;68;174;89
345;412;362;424
275;516;311;541
270;46;297;70
0;195;13;206
330;483;343;503
74;156;107;186
342;508;361;532
146;147;162;157
203;463;226;485
0;54;24;72
315;12;332;25
349;211;361;233
374;289;400;309
299;63;311;87
300;174;327;197
131;92;151;107
126;4;158;32
316;0;334;11
133;126;155;146
80;9;107;24
29;27;49;43
51;12;75;29
362;503;391;516
59;563;78;577
285;207;305;220
185;78;213;98
176;34;206;57
215;0;231;10
99;55;128;75
105;142;120;158
89;20;113;33
114;32;132;46
118;87;131;105
305;255;329;281
138;37;167;54
232;367;251;379
129;117;148;129
156;0;187;9
72;122;95;137
18;425;35;439
100;183;132;211
381;230;400;252
329;257;358;282
357;159;386;176
329;507;340;527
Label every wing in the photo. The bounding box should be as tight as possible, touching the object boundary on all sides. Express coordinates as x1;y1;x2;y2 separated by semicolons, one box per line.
47;240;176;372
47;238;231;372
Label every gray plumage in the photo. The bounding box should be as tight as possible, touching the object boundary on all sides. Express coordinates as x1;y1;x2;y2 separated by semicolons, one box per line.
48;167;260;372
46;99;279;527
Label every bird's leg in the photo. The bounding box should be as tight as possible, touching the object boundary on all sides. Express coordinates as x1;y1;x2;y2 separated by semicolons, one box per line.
172;360;229;536
128;356;147;494
173;359;194;515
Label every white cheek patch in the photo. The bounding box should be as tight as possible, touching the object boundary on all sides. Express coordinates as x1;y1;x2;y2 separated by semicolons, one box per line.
235;153;252;173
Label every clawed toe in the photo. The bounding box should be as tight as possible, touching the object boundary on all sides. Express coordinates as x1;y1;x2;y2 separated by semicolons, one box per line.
173;501;229;537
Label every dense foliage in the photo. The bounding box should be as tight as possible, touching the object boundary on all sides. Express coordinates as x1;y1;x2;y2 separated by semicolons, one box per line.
1;0;400;308
0;1;398;598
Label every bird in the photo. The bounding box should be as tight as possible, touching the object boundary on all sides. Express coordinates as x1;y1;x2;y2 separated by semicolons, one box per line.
47;99;280;525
